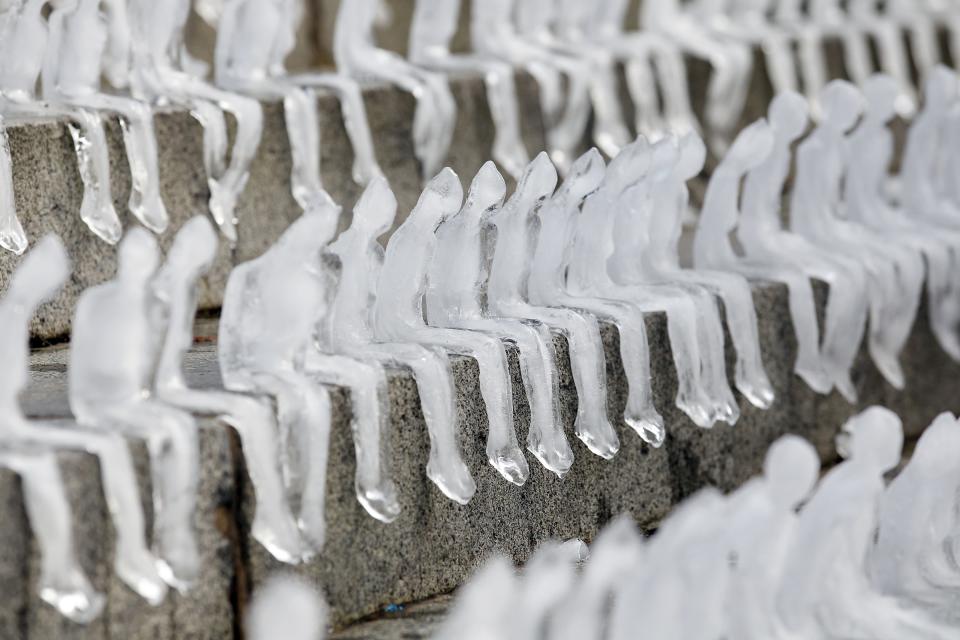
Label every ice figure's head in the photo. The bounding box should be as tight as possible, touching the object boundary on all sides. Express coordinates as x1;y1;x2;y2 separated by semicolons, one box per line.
606;137;650;195
6;234;69;311
463;161;507;219
412;168;464;230
769;91;810;142
819;80;865;133
118;227;160;286
561;148;606;204
515;152;559;209
862;74;900;124
675;132;707;181
724;119;774;174
910;412;960;471
763;435;820;508
353;176;398;238
649;137;679;183
246;575;327;640
922;65;958;115
166;216;218;279
837;406;904;472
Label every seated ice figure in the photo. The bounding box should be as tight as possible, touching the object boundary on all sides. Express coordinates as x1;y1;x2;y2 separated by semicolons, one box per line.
431;556;518;640
219;200;342;554
888;0;942;80
694;119;831;394
0;115;25;254
151;216;304;562
426;162;571;476
69;228;199;590
43;0;169;235
373;169;529;486
845;0;916;116
333;0;453;180
791;80;925;390
325;177;473;505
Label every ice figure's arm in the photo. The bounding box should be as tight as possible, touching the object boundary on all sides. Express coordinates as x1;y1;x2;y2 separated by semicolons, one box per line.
218;262;259;386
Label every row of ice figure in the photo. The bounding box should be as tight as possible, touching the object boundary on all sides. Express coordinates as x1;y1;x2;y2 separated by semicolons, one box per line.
244;407;960;640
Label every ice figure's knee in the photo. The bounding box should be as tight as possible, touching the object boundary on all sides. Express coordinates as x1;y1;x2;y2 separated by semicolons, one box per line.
231;394;275;427
125;100;153;124
473;335;509;372
235;96;264;135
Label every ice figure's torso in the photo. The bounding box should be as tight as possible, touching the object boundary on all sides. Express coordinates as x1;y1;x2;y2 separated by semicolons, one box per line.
220;0;283;81
152;274;198;390
739;143;790;252
0;304;30;415
529;198;577;302
487;198;539;305
846;125;898;225
327;229;380;345
695;165;743;268
901;111;942;216
374;223;433;332
52;1;109;96
429;212;485;320
408;0;460;61
0;0;48;98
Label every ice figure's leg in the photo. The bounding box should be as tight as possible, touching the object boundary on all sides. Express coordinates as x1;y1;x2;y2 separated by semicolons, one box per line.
282;87;327;211
762;34;799;95
841;30;874;89
0;121;27;254
624;53;667;139
410;328;528;485
863;258;908;389
810;257;868;403
66;111;122;244
159;387;305;562
187;98;228;181
717;42;754;134
875;24;917;116
303;354;400;522
71;94;169;234
7;452;106;623
798;31;829;116
369;343;475;503
907;19;940;80
651;45;697;136
587;57;632;157
682;284;740;424
878;247;925;382
481;62;530;181
925;242;960;360
294;73;383;186
525;60;564;126
547;57;593;172
420;72;457;179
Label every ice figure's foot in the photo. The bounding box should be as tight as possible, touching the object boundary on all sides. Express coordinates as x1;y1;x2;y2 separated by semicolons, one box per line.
832;370;858;404
488;445;529;486
624;411;665;448
155;528;200;593
79;193;122;244
296;503;326;556
38;573;106;624
527;436;575;478
675;392;715;429
574;416;620;460
710;391;741;426
426;458;477;505
794;361;832;395
0;217;27;255
868;343;906;389
735;372;775;410
207;177;240;244
115;547;169;605
129;188;170;235
250;509;306;564
356;481;402;523
932;325;960;362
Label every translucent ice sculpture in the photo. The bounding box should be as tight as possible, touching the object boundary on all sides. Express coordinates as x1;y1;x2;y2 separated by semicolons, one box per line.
872;412;960;620
791;80;924;389
846;0;917;116
644;134;775;410
127;0;264;243
486;153;619;459
528;148;665;445
334;0;454;179
426;162;571;476
846;74;960;361
772;0;834;116
219;200;342;554
740;90;868;402
69;228;199;590
694;119;831;394
505;540;583;640
373;169;528;486
326;177;466;508
0;115;26;253
776;407;954;638
1;235;167;606
408;0;529;180
471;0;590;172
888;0;941;80
247;574;327;640
151;216;304;562
431;555;518;640
0;0;120;243
44;0;170;235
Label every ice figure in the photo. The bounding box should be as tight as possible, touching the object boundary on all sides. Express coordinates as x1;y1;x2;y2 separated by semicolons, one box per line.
431;555;518;640
151;216;304;562
69;228;199;590
872;413;960;621
846;74;960;361
126;0;264;243
645;134;775;410
889;0;941;81
43;0;170;235
219;200;342;554
694;119;831;394
408;0;529;180
0;0;119;243
527;149;665;445
589;0;698;139
0;115;26;253
772;0;833;116
486;153;619;459
642;0;753;149
373;169;528;486
246;575;327;640
519;0;632;158
2;236;167;606
846;0;917;116
721;435;821;640
740;90;868;402
791;80;924;389
326;177;469;507
333;0;453;179
547;516;642;640
597;139;740;426
471;0;590;172
425;162;571;476
504;540;583;640
776;407;954;638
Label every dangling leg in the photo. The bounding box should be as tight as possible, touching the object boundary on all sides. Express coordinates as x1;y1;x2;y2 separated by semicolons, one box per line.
282;87;327;210
875;23;917;116
624;52;668;139
651;43;698;136
798;29;829;117
841;29;874;89
547;56;593;172
480;61;530;181
881;247;926;372
927;243;960;360
0;118;26;254
762;33;800;95
588;55;633;157
66;110;122;244
187;97;228;182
